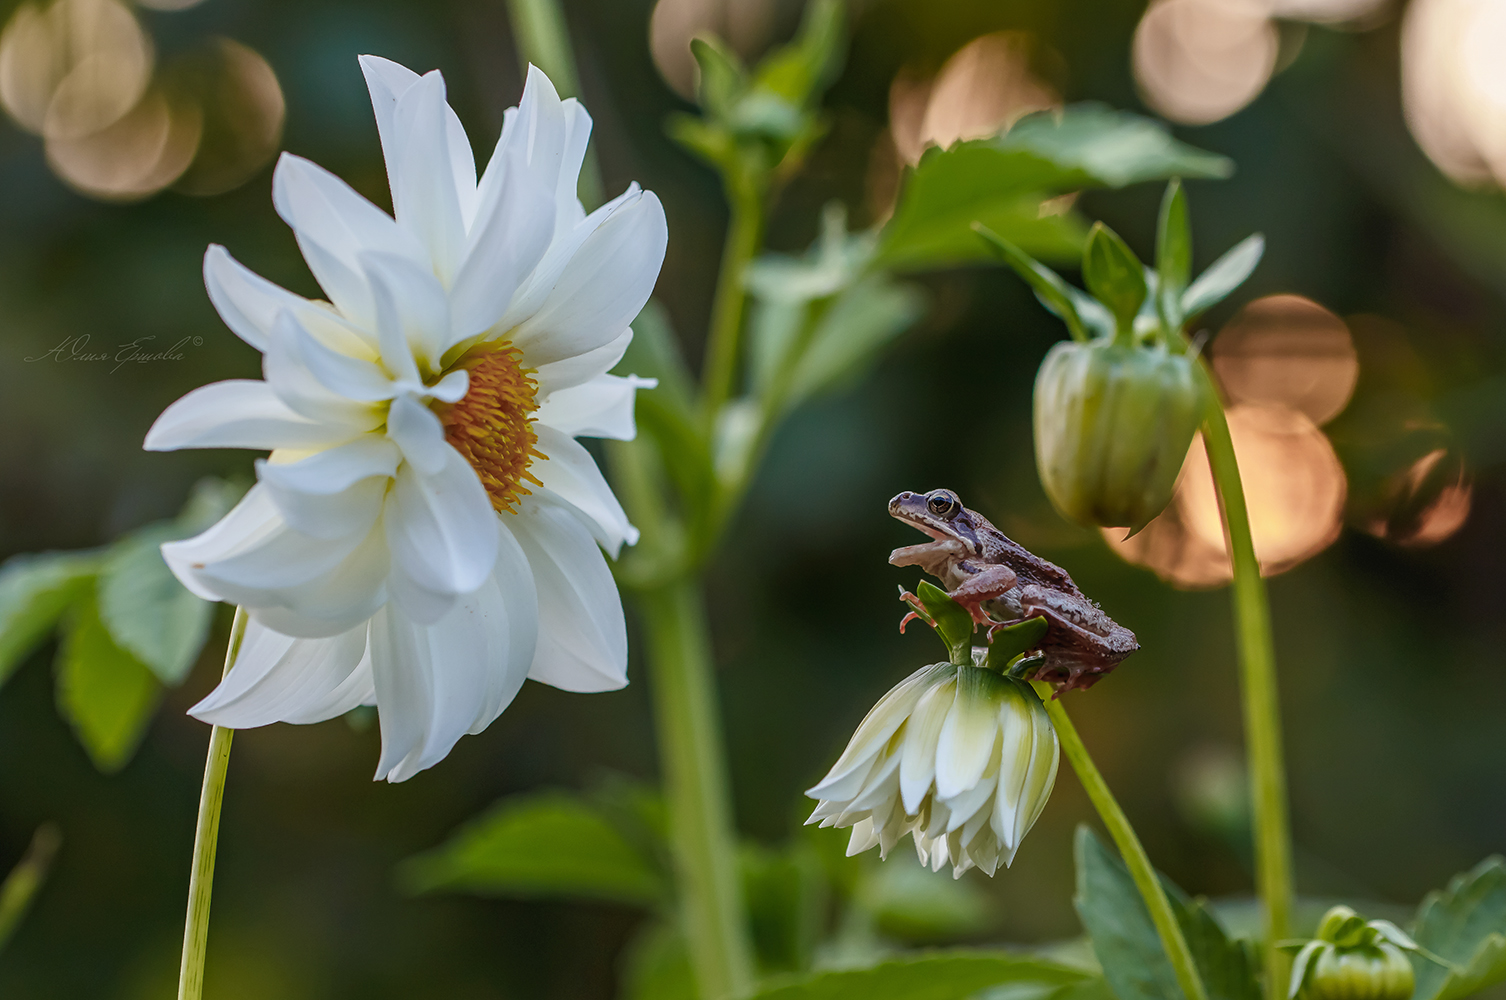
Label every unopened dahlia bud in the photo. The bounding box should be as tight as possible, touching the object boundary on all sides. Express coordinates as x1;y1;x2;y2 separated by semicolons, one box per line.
805;661;1058;878
1034;340;1207;533
1287;906;1427;1000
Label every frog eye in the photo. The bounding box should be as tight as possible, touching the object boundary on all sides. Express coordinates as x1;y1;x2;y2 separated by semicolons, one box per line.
927;492;959;517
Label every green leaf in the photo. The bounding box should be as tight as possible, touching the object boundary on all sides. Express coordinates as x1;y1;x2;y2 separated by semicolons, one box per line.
1156;180;1192;333
97;525;214;685
986;616;1049;672
397;790;667;907
0;551;99;688
876;104;1229;271
748;950;1089;1000
620;921;697;1000
1082;223;1146;338
743;841;827;973
1181;235;1264;319
1075;826;1258;1000
691;36;745;119
975;225;1088;342
915;581;974;662
859;857;996;943
54;597;161;773
1001;106;1233;189
751;0;844;108
175;476;246;534
1411;857;1506;1000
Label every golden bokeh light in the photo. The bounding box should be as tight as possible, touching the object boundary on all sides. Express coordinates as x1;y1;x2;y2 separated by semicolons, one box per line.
0;0;152;137
170;39;285;197
1402;0;1506;188
1211;294;1358;425
46;82;199;200
1363;447;1473;548
649;0;774;100
915;33;1058;158
1108;405;1347;587
1132;0;1278;126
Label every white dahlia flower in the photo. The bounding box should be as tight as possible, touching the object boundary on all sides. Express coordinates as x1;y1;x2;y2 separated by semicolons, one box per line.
806;662;1059;878
144;56;667;781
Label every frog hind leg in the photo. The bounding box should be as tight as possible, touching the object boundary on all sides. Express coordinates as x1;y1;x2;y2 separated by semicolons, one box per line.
947;564;1018;625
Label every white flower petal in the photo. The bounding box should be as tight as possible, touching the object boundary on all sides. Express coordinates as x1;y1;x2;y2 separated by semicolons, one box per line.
263;311;389;425
530;425;638;555
533;327;634;395
480;65;567;218
360;250;450;376
446;140;555;346
386;394;448;475
279;309;395;402
144;380;358;452
271;153;427;327
370;551;538;782
934;672;1004;800
256;438;400;540
358;53;422;178
536;373;655;440
203;244;357;353
511;189;668;366
189;618;370;728
553;98;592;237
383;444;498;599
806;663;946;801
389;71;466;285
899;676;959;814
511;495;627;692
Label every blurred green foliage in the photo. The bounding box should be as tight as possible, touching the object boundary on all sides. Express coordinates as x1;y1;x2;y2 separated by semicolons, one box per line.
0;0;1505;998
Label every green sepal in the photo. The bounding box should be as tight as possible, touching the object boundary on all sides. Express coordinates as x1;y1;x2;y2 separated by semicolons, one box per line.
690;37;745;120
985;616;1049;673
974;223;1089;342
1082;222;1146;343
914;580;974;664
749;0;843;109
1182;234;1264;318
1156;179;1191;335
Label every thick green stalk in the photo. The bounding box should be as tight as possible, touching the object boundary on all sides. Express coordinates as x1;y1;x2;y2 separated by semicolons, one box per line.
638;580;756;1000
700;183;764;430
1033;683;1210;1000
177;607;248;1000
1199;395;1293;1000
504;0;604;208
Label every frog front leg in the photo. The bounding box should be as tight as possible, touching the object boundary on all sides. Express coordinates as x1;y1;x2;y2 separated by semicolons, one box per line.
947;563;1018;625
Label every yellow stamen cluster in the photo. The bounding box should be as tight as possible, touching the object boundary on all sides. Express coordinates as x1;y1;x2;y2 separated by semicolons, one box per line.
437;343;545;514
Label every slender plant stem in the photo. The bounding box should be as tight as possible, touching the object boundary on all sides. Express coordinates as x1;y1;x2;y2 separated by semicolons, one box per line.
638;579;755;1000
177;606;248;1000
504;0;604;208
0;823;61;952
700;183;764;431
1199;394;1293;1000
1032;682;1210;1000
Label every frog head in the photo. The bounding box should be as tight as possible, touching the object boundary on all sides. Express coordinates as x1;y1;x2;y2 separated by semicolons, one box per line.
889;489;986;555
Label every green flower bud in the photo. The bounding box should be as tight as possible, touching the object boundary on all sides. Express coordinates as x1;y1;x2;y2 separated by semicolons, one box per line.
1033;339;1208;533
1304;944;1414;1000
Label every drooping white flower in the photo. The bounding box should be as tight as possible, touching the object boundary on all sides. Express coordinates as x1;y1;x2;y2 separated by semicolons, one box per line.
144;56;667;781
806;662;1059;878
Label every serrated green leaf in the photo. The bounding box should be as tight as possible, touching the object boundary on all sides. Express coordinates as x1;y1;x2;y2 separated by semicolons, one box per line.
0;551;99;687
1075;826;1258;1000
1182;235;1264;319
97;524;214;685
398;790;667;906
749;950;1089;1000
1082;223;1146;338
54;598;161;773
1412;857;1506;1000
975;225;1087;342
1000;106;1233;189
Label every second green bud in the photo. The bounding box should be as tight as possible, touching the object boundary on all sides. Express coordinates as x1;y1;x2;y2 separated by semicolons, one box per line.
1034;338;1208;534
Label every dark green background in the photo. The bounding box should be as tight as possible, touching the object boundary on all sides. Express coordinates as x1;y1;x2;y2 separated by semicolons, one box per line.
1;0;1503;996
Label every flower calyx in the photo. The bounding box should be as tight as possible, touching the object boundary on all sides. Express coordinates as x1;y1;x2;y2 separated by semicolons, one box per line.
900;582;1049;678
1282;905;1456;1000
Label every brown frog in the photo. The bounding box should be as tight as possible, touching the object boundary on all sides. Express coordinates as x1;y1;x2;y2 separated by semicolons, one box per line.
888;488;1139;691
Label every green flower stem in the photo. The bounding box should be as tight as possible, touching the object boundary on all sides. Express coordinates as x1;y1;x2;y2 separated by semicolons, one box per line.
503;0;604;208
0;823;61;952
638;579;755;1000
177;606;248;1000
1199;392;1293;1000
701;182;765;431
1032;682;1210;1000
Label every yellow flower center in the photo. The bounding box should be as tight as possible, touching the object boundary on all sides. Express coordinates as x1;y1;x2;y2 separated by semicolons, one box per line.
436;343;545;514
